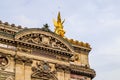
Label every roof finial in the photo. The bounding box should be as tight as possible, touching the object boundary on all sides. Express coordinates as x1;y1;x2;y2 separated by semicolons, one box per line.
53;12;65;37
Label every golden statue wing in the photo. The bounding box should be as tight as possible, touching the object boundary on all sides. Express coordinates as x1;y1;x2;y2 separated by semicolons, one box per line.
62;19;65;24
53;19;58;27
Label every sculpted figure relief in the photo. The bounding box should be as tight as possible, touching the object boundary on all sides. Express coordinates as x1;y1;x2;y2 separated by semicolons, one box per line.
41;36;50;45
18;33;68;51
31;61;58;80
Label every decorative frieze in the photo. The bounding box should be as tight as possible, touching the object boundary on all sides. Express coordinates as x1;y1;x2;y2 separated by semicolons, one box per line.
17;47;31;53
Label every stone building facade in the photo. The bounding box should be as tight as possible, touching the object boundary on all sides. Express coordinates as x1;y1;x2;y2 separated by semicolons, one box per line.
0;15;95;80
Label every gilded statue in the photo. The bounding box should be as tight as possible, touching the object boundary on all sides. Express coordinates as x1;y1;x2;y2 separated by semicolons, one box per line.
53;12;65;37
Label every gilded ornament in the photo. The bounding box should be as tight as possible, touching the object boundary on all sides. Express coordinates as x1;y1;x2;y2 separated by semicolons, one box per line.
53;12;65;37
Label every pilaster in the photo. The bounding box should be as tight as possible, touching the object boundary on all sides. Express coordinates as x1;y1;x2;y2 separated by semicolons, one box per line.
14;56;24;80
64;68;70;80
24;59;33;80
55;64;70;80
14;56;33;80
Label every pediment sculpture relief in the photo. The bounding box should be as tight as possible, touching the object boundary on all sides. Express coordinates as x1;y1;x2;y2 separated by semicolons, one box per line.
19;33;69;51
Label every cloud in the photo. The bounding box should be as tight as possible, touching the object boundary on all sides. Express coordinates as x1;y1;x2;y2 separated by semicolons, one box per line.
13;15;40;28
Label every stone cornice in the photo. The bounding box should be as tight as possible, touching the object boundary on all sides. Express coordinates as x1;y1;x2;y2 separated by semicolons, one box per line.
55;63;70;72
72;45;91;53
0;33;73;58
0;20;23;32
70;64;96;79
55;63;96;78
16;40;73;58
70;64;96;78
0;38;73;61
0;32;14;40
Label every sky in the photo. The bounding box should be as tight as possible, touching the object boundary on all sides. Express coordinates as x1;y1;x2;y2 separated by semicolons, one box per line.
0;0;120;80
